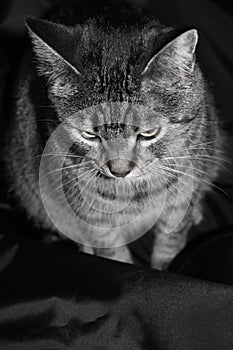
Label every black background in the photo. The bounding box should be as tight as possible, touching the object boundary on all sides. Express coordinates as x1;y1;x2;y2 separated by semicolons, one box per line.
0;1;233;349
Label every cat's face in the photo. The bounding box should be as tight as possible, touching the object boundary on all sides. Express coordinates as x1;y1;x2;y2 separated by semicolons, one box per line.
59;102;170;180
27;17;203;186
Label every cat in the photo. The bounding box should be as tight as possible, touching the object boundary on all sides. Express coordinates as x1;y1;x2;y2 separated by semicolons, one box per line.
4;0;223;270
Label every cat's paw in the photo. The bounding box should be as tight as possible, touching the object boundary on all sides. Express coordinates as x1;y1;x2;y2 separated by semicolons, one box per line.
95;246;134;264
151;252;174;270
191;203;203;226
151;259;171;271
43;231;63;244
80;245;95;255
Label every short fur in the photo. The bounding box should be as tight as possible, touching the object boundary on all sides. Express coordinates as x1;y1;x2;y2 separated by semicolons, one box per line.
5;0;223;269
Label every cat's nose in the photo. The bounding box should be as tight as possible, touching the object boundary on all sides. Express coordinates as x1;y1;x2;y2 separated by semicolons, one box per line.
107;159;135;178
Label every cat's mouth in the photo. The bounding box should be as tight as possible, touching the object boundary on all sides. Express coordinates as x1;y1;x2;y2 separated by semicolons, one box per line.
98;169;142;180
96;187;117;201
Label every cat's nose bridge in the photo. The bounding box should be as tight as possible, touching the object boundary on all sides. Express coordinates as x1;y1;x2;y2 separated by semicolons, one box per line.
102;138;137;177
102;137;135;160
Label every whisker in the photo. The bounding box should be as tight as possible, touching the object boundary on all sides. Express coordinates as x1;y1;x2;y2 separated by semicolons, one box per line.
162;155;232;173
146;168;181;199
48;168;95;198
161;140;219;155
163;163;212;177
162;148;225;159
78;172;100;214
163;154;231;164
157;164;230;197
54;170;95;206
74;171;98;210
187;158;230;174
62;171;95;205
144;158;177;175
40;161;92;180
145;163;178;183
151;167;178;181
34;153;87;160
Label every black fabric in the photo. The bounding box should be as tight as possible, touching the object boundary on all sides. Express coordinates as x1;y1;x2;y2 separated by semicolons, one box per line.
0;232;233;350
1;0;233;349
170;227;233;284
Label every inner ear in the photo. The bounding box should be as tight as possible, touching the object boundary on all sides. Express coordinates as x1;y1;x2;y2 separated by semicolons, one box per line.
142;29;198;76
25;17;82;75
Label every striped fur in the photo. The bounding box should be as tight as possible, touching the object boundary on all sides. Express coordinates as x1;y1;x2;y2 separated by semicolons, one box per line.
5;0;223;269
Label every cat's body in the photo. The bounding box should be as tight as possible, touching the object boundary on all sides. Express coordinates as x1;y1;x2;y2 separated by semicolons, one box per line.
5;0;223;269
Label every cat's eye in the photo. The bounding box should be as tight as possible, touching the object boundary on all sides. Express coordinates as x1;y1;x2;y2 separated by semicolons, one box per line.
139;127;160;139
81;131;98;140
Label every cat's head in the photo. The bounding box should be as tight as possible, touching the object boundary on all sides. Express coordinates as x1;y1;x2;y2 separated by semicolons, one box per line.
26;17;203;181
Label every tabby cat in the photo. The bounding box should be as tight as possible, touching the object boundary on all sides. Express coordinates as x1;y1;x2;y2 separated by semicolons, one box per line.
5;0;223;269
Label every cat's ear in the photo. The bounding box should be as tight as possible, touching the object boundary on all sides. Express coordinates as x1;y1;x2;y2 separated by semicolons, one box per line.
25;17;82;77
142;29;198;77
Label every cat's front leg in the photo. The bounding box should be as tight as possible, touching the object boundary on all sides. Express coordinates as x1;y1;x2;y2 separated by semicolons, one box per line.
151;213;192;270
95;246;134;264
80;245;95;255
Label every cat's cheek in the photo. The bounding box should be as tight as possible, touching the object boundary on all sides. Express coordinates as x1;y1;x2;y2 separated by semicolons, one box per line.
68;127;81;140
62;125;83;145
